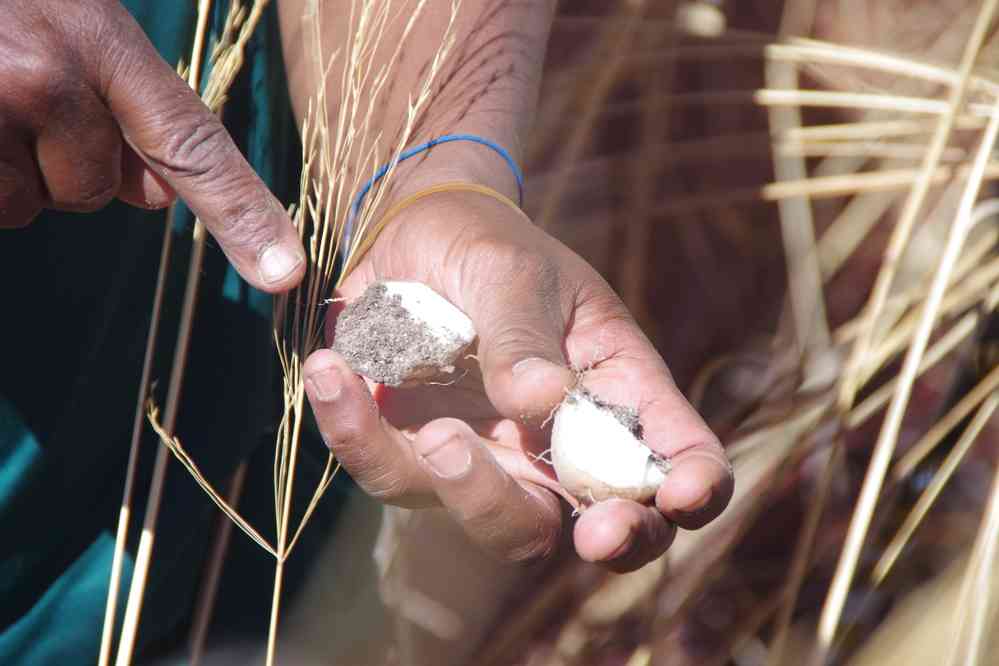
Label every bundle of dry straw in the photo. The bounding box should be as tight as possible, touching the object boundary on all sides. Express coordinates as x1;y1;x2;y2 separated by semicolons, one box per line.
471;1;999;664
102;1;461;664
101;0;999;664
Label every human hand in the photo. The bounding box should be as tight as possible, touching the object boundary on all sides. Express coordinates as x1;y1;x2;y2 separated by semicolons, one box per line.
0;0;304;292
303;189;733;572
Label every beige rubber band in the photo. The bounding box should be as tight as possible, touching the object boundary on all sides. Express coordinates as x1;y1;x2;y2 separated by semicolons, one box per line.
341;181;525;277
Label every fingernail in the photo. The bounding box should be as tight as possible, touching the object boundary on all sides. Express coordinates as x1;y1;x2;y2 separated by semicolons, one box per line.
422;437;472;479
259;244;303;285
306;365;342;402
667;450;733;516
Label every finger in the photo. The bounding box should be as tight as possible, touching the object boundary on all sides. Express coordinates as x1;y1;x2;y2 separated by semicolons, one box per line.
303;349;433;506
0;135;44;228
117;142;175;210
412;417;563;562
35;92;121;212
637;377;733;528
657;447;734;529
457;210;578;423
569;290;734;530
574;499;676;573
335;195;576;421
95;10;304;291
635;374;733;528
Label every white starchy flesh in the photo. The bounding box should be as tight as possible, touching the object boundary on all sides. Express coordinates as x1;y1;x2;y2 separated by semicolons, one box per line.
332;280;477;386
551;389;670;503
382;281;476;344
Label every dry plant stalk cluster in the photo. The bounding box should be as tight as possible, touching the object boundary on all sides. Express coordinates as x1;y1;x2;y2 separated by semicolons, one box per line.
102;0;460;664
98;0;999;664
471;2;999;665
103;6;277;665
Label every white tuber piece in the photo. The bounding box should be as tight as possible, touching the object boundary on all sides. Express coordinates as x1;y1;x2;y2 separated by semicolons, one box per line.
551;388;670;504
381;281;476;344
333;280;477;386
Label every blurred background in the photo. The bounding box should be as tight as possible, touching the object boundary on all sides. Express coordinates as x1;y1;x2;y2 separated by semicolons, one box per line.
190;1;999;664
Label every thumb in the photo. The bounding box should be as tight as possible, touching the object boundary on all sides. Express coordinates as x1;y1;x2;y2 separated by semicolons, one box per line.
462;244;575;423
412;418;563;561
95;8;305;292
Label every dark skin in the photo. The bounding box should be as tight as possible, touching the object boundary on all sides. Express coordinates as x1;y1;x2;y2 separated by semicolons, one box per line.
3;0;733;577
284;0;734;574
307;189;735;571
0;0;305;291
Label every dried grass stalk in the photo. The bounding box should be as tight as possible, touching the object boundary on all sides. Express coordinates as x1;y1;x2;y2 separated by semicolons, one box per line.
873;393;999;585
815;41;999;664
105;4;267;665
948;393;999;665
471;5;999;665
142;1;463;662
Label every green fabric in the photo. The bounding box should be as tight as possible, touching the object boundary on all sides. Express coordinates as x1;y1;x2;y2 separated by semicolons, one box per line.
0;3;344;663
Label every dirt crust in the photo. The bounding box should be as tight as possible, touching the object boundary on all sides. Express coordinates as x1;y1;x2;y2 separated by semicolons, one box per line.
564;386;644;438
332;283;465;386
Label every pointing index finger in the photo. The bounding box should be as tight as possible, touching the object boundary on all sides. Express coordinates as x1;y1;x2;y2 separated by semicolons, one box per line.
99;11;305;292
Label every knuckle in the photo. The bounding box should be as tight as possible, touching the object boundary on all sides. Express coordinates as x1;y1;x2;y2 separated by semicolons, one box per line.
148;117;231;181
46;0;128;82
72;178;118;212
504;525;560;564
454;467;519;531
216;193;277;248
0;202;40;228
365;471;411;504
321;418;364;457
464;236;563;328
0;52;78;120
467;236;558;289
597;312;643;349
0;2;125;128
0;1;118;80
52;0;110;42
363;454;431;506
581;300;657;365
462;498;510;543
66;186;117;213
324;424;412;503
463;497;561;564
577;282;631;326
460;483;561;564
488;322;550;359
0;163;42;228
0;160;20;196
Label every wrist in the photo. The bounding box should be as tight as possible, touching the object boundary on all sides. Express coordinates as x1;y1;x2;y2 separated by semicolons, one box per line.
386;137;522;209
342;130;526;265
339;138;530;275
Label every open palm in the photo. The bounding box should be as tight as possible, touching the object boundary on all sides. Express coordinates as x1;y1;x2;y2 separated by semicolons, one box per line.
305;188;733;570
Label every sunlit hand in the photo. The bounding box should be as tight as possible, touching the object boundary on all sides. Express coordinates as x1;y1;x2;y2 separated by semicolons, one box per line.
0;0;305;292
303;189;733;572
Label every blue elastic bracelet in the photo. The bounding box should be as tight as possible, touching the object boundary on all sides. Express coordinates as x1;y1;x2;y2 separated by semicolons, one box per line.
344;133;525;248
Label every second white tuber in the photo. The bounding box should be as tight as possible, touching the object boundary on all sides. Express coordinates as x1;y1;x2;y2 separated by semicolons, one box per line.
551;387;670;504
